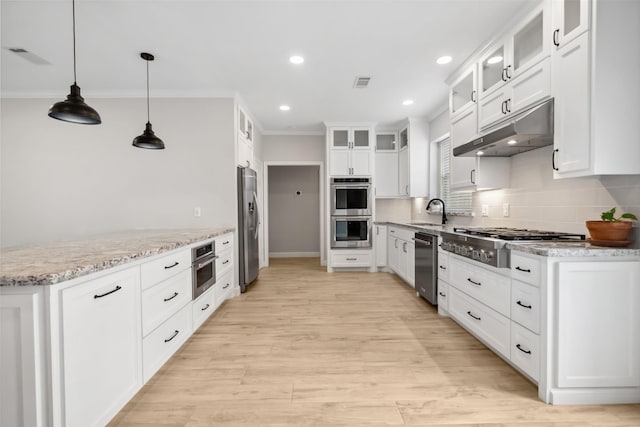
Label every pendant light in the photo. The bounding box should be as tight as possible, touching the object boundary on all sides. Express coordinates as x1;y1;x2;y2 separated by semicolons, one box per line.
132;52;165;150
48;0;101;124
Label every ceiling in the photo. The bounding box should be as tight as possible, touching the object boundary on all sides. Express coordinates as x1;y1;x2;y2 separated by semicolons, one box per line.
1;0;534;133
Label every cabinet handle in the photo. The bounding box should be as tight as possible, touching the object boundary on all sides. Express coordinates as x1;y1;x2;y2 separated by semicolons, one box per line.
163;292;179;302
222;260;230;265
467;278;481;286
223;240;230;245
394;239;398;248
553;29;560;47
470;169;476;184
516;343;532;355
501;68;508;82
439;292;446;297
439;265;446;270
515;266;531;273
516;300;532;309
164;261;179;270
505;65;512;79
164;330;180;343
346;257;357;261
403;242;407;253
405;185;409;195
471;90;477;103
552;148;559;171
506;98;512;113
201;303;210;311
501;100;506;114
94;285;122;299
222;283;230;289
246;160;251;167
467;311;481;321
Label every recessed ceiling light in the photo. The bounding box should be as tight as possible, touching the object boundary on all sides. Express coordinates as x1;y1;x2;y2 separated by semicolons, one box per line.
507;139;517;145
402;99;414;106
289;55;304;65
487;55;503;65
436;55;452;65
279;105;290;111
476;151;485;156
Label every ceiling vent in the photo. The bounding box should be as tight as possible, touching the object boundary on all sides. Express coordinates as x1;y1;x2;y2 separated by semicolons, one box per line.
6;47;50;65
353;76;371;89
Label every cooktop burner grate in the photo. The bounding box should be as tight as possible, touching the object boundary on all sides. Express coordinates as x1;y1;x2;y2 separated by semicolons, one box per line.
452;227;586;241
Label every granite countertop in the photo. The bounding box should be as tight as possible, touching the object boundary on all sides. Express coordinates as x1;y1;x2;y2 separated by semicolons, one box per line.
377;221;452;235
507;241;640;257
0;228;234;287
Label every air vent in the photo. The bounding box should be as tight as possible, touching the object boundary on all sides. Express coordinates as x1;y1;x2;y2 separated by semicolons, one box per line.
353;76;371;89
6;47;50;65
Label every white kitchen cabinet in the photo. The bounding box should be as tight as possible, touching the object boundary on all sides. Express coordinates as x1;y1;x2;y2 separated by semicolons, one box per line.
330;250;373;268
552;0;590;49
387;226;415;288
140;247;191;291
328;126;373;176
387;232;399;273
215;268;235;307
450;156;511;192
397;118;429;197
192;285;215;330
237;105;254;168
375;224;387;268
511;320;540;381
554;261;640;389
437;249;450;316
237;105;253;143
375;151;399;197
398;147;409;196
450;65;477;120
60;266;143;427
142;268;192;336
214;232;236;306
552;0;640;177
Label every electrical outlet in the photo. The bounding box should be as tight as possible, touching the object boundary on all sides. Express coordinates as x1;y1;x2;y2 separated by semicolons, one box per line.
481;204;489;217
503;203;510;217
194;207;201;217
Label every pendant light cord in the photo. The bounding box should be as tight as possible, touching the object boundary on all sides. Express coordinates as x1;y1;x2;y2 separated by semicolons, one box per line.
146;59;150;123
72;0;77;84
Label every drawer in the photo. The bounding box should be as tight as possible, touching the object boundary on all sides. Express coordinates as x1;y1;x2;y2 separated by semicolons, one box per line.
437;280;449;312
449;286;510;359
143;302;192;383
141;248;191;290
511;280;541;334
510;321;540;382
192;285;216;331
437;251;449;281
215;233;234;253
215;269;235;306
510;253;541;287
449;257;510;316
388;226;414;242
331;251;372;267
142;268;192;336
216;248;233;278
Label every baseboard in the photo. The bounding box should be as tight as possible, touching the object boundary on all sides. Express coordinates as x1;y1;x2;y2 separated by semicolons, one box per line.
270;252;320;258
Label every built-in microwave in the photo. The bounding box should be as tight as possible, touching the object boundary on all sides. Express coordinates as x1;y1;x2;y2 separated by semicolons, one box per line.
192;241;217;300
330;177;372;216
331;216;372;248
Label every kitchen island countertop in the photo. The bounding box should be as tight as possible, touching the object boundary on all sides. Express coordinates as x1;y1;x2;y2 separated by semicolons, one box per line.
0;228;234;287
507;240;640;257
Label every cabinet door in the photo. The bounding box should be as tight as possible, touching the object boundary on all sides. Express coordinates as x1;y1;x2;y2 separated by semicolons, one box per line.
553;0;590;48
375;133;397;151
511;7;548;79
352;128;370;149
450;66;477;119
509;57;551;115
331;128;350;149
238;107;247;138
329;150;350;175
478;85;509;130
406;242;415;288
61;267;142;427
350;150;371;175
238;137;253;168
375;152;399;197
552;32;590;176
375;225;387;267
555;261;640;388
479;42;509;97
450;104;477;148
398;148;409;196
387;234;399;273
399;128;408;150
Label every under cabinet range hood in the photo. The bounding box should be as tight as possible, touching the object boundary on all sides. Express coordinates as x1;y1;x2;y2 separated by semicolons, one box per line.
453;98;554;157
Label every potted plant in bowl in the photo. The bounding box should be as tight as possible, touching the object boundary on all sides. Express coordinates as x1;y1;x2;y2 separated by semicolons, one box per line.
586;208;637;246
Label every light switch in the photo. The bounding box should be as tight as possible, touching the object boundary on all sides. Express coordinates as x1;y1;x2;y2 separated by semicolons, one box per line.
481;204;489;217
503;203;510;217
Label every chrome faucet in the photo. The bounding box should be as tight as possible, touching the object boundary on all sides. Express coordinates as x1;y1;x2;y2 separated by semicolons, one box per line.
426;198;447;225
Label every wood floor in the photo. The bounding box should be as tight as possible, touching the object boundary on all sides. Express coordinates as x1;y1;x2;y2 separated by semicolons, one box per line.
110;258;640;426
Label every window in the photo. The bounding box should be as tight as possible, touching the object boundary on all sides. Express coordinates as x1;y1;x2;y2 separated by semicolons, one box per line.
439;138;472;212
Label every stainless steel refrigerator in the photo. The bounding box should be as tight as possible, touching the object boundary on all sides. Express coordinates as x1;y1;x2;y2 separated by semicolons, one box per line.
237;167;260;292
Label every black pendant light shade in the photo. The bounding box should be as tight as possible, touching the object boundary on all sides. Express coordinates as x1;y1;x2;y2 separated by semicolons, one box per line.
48;0;101;124
133;52;165;150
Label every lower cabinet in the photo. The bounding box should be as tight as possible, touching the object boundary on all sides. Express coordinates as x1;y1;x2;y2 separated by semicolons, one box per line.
330;250;372;268
387;226;415;288
193;285;216;330
60;266;143;427
375;224;387;268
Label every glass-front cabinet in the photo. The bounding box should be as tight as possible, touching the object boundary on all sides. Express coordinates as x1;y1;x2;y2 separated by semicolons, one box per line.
449;65;477;119
331;128;370;150
480;43;507;97
375;133;397;151
552;0;590;49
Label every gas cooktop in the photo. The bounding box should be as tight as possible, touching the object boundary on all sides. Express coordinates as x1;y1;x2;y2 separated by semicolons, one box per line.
452;227;586;241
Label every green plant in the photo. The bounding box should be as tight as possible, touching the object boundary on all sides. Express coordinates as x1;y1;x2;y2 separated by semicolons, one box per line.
600;208;638;222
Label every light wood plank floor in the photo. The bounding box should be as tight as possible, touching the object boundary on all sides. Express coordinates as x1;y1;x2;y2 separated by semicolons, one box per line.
110;258;640;426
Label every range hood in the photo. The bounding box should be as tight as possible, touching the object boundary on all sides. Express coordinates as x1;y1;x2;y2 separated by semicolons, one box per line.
453;98;554;157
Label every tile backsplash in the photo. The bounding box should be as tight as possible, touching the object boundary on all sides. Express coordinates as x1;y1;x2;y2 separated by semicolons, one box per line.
389;146;640;247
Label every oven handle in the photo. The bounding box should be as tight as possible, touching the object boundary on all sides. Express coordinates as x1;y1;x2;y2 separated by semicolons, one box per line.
195;254;218;269
412;237;433;246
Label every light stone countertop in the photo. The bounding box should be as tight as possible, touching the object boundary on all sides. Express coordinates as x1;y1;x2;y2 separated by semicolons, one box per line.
507;241;640;257
376;221;452;235
0;228;234;287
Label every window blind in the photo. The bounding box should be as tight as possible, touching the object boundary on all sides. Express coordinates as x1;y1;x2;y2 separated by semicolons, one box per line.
439;138;472;212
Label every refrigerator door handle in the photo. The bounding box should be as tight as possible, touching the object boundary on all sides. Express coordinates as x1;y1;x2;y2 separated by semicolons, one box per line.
253;191;260;239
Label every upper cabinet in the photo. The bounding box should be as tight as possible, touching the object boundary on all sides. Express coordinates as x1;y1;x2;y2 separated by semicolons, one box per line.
375;132;399;197
450;65;477;120
552;0;590;49
327;126;373;176
398;120;429;198
237;105;254;168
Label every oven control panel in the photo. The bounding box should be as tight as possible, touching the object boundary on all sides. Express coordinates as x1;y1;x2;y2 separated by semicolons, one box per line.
440;233;508;268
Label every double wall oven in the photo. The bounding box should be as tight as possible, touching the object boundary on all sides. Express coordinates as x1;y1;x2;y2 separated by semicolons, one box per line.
330;178;372;248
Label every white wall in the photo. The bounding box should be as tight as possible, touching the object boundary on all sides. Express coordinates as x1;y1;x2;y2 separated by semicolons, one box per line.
268;165;320;256
1;97;236;247
262;134;325;162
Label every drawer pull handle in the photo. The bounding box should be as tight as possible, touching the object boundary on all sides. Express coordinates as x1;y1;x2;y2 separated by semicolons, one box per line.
164;292;179;302
467;311;481;321
467;278;481;286
439;292;446;297
346;257;357;261
201;303;210;311
164;330;179;343
515;266;531;273
516;343;532;355
164;261;179;270
222;260;230;265
516;300;532;309
94;285;122;299
223;241;230;245
439;265;446;270
222;283;230;289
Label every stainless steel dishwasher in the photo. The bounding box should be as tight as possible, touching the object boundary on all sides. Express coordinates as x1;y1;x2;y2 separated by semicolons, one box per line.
414;232;438;305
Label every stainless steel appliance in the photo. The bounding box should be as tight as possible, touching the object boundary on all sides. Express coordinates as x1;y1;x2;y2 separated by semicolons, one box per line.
440;227;585;268
192;241;217;299
330;177;372;216
331;216;372;248
237;167;260;292
414;232;438;305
